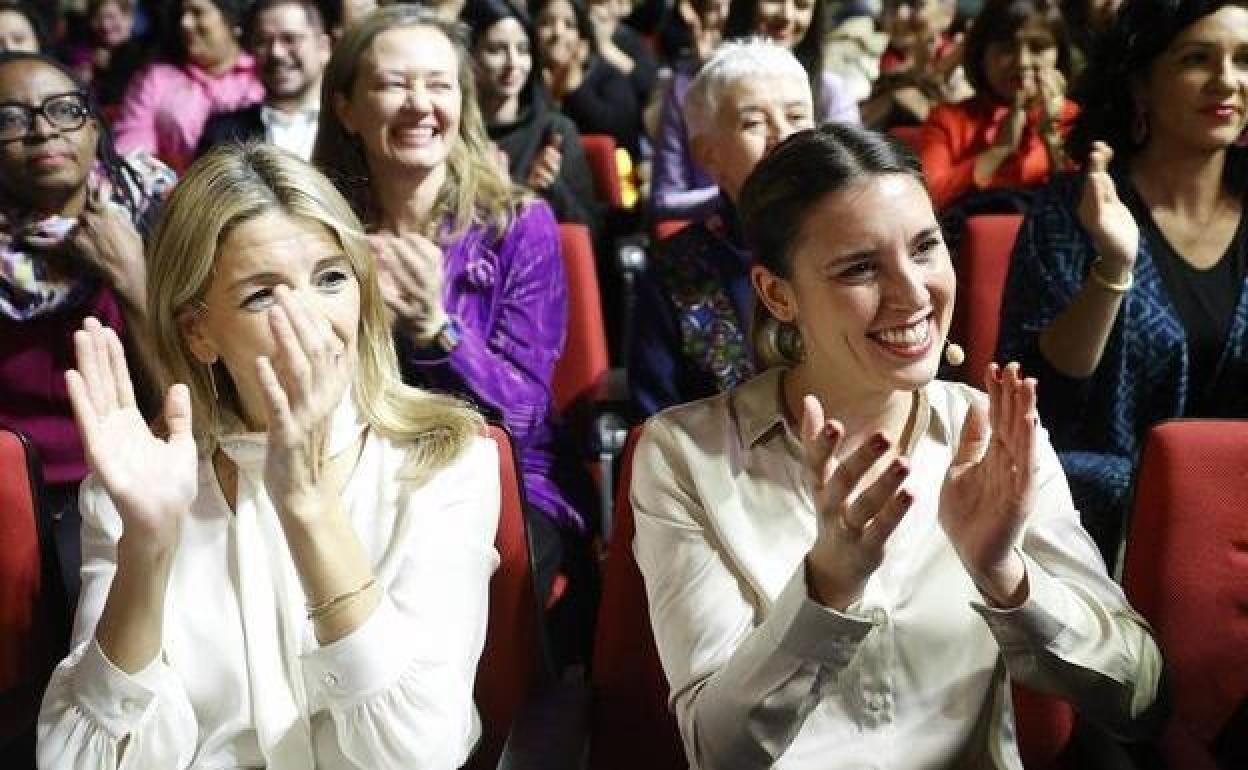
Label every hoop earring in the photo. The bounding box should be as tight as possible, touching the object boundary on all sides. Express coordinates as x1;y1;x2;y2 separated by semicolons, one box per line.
756;315;805;367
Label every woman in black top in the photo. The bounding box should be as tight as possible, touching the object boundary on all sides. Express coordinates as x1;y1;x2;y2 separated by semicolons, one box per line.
995;0;1248;561
465;0;600;232
532;0;643;157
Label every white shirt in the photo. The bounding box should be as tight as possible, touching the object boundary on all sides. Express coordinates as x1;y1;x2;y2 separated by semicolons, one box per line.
631;368;1163;770
37;414;500;770
260;105;319;161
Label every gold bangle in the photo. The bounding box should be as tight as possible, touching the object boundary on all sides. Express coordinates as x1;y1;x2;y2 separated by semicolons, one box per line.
1088;258;1133;293
307;577;377;621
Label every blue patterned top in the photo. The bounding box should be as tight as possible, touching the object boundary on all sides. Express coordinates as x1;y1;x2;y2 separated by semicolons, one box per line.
995;169;1248;552
630;197;756;418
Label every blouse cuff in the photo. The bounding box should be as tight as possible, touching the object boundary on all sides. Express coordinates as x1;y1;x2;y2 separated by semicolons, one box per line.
764;562;875;668
302;592;414;704
75;639;163;739
971;550;1070;654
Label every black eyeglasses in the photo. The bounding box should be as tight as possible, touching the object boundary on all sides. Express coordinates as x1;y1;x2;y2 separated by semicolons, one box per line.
0;92;92;142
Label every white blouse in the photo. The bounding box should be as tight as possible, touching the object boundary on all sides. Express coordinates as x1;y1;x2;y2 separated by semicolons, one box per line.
631;368;1163;770
37;414;500;770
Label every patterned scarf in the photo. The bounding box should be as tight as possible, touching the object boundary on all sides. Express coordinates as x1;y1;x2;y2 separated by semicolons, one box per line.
0;151;175;320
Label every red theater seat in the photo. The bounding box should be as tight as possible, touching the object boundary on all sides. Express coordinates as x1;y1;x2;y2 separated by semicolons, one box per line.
952;214;1024;384
1122;420;1248;770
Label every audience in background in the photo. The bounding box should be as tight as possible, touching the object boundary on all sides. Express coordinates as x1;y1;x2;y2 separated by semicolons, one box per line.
588;0;659;107
652;0;858;222
533;0;643;156
0;50;173;615
465;0;600;231
315;4;594;662
649;0;731;221
632;123;1164;769
0;0;43;52
861;0;969;129
197;0;331;161
632;39;813;416
112;0;263;171
919;0;1077;211
38;142;497;769
722;0;859;123
67;0;137;85
997;0;1248;562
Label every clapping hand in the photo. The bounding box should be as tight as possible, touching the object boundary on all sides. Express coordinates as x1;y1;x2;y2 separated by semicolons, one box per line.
254;286;352;521
801;396;914;610
939;363;1037;607
526;130;564;192
1077;141;1139;274
370;232;448;342
66;317;197;555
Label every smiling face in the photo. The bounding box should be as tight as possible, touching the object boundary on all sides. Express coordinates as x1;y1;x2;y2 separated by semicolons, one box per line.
753;0;815;50
754;173;955;399
335;24;462;182
0;9;38;52
0;59;98;214
982;14;1060;102
535;0;583;69
474;17;533;105
91;1;134;48
252;2;330;108
180;0;239;71
1136;5;1248;155
183;209;360;430
695;74;814;202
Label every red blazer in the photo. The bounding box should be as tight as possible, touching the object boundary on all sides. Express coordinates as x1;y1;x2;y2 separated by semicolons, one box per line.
918;96;1079;210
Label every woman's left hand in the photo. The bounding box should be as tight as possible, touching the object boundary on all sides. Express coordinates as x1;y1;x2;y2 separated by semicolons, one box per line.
255;286;351;522
938;362;1038;607
71;188;146;312
370;232;448;343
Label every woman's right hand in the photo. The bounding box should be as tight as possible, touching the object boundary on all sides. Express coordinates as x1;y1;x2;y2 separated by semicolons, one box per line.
800;395;914;610
65;318;196;555
1077;141;1140;272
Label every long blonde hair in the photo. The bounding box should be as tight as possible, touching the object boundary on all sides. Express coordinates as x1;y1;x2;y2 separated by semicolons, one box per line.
313;3;520;236
146;142;482;484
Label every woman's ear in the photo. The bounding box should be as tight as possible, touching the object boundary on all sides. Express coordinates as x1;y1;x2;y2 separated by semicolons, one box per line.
750;264;797;323
177;305;218;365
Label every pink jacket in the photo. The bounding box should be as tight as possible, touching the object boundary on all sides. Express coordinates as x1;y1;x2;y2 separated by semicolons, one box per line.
113;54;263;172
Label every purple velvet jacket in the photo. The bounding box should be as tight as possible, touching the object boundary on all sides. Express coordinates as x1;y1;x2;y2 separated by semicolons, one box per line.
401;201;585;533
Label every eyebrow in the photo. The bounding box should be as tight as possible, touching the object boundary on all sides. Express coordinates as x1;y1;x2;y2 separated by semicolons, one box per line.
228;255;351;293
821;226;943;266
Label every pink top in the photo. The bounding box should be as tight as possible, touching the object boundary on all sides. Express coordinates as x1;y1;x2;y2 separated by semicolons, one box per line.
113;54;264;172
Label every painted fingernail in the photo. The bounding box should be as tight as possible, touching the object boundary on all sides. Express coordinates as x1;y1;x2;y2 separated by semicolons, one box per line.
891;460;909;479
871;433;889;452
898;489;914;507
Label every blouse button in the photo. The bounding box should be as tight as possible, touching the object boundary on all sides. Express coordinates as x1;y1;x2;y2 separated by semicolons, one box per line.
324;671;339;688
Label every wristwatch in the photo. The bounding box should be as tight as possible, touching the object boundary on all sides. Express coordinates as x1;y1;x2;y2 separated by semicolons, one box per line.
431;316;462;353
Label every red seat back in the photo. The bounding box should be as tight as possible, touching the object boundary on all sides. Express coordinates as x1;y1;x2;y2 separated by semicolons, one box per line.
653;219;691;242
952;214;1023;385
552;224;610;414
469;425;548;770
581;134;623;208
589;428;687;770
1122;420;1248;769
0;427;65;744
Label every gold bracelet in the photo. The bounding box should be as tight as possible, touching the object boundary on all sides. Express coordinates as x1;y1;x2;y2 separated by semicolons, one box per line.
307;577;377;621
1088;258;1134;293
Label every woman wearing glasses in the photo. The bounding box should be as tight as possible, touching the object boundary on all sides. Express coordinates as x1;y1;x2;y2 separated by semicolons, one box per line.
0;50;172;763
